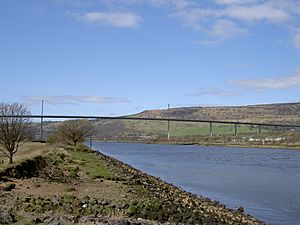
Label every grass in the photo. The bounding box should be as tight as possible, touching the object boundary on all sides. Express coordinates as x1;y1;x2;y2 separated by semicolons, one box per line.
65;187;76;192
69;148;117;180
124;120;268;137
0;143;122;182
0;142;50;170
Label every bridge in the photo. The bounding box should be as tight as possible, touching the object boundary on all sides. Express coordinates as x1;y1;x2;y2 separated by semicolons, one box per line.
3;114;300;138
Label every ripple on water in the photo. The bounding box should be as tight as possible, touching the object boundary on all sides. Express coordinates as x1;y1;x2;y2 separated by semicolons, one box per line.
92;142;300;225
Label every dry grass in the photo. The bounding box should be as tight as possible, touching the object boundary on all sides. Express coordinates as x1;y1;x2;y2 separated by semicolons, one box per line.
0;142;56;168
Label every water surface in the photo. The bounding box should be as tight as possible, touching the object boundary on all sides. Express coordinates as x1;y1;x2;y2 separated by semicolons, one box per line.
93;142;300;225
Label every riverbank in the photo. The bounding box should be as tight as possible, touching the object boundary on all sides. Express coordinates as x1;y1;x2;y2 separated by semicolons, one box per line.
0;143;267;225
94;138;300;151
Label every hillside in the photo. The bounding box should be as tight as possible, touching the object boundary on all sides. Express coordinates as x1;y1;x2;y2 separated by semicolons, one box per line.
37;102;300;139
137;102;300;124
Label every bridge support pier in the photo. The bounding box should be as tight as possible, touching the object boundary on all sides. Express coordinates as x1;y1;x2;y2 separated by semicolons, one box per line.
258;125;262;136
234;124;238;136
209;122;213;137
167;120;170;140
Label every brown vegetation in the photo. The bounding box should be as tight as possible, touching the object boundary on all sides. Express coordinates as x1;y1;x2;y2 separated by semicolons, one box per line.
0;103;31;163
57;120;95;146
0;143;266;225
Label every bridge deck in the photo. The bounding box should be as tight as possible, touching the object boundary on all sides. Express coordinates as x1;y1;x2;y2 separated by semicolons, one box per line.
2;115;300;128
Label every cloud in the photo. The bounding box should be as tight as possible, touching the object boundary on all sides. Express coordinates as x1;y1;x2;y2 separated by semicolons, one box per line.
78;11;142;28
148;0;194;9
108;0;194;9
214;0;257;5
225;4;291;23
24;95;130;105
171;1;293;42
193;39;219;46
267;0;300;16
188;87;239;97
208;19;248;38
229;71;300;92
291;28;300;48
174;2;291;27
66;0;300;47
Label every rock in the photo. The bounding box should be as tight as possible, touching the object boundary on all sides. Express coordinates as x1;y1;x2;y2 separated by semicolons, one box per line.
82;203;88;209
90;198;98;205
35;217;43;223
237;207;244;213
120;203;129;209
0;183;16;192
51;196;60;205
41;216;74;225
0;210;15;224
82;196;90;204
120;220;131;225
24;196;31;203
100;200;109;206
0;185;6;192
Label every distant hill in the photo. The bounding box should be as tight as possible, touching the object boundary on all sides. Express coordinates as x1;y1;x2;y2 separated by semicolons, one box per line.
37;102;300;139
91;102;300;138
136;102;300;125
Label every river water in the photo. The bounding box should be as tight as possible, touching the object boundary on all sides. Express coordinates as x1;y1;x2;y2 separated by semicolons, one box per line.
93;142;300;225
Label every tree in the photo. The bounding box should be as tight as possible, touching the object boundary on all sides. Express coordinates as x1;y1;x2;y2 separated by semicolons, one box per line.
0;103;31;164
58;119;94;146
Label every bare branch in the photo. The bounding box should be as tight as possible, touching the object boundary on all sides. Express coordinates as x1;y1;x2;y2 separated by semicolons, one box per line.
0;103;31;163
58;119;95;146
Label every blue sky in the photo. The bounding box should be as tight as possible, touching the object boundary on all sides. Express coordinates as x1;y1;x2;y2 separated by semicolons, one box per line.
1;0;300;116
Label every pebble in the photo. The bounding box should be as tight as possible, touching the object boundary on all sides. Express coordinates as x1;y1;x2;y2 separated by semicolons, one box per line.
82;204;88;209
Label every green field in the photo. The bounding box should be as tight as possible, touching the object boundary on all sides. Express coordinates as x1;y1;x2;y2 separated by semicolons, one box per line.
124;120;266;137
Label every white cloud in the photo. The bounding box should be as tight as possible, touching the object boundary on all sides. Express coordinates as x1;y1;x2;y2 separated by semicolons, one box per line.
148;0;194;9
188;87;239;97
115;0;195;9
171;1;291;41
209;19;248;38
193;39;219;46
214;0;257;5
25;95;130;104
67;0;300;48
292;28;300;49
230;71;300;92
78;11;142;28
174;3;291;27
225;4;291;23
267;0;300;16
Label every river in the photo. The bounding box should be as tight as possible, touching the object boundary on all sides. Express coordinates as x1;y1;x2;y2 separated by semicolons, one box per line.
92;142;300;225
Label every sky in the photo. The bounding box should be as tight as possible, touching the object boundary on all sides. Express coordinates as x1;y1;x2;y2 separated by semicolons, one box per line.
1;0;300;116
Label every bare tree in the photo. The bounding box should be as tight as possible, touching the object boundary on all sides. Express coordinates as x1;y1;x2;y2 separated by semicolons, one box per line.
58;119;94;146
0;103;31;164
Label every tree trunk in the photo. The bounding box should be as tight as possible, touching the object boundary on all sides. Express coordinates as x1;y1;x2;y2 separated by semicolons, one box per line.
9;153;13;164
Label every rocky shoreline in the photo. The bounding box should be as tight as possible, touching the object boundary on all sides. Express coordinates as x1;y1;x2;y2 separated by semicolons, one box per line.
0;144;268;225
92;149;267;225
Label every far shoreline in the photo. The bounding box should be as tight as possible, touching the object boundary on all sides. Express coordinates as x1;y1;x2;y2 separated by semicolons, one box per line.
91;139;300;151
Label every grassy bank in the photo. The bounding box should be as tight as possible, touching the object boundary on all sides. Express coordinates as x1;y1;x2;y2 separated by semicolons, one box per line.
0;143;267;225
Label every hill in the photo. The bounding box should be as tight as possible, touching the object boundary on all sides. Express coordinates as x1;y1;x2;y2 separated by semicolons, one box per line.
37;102;300;139
137;102;300;124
